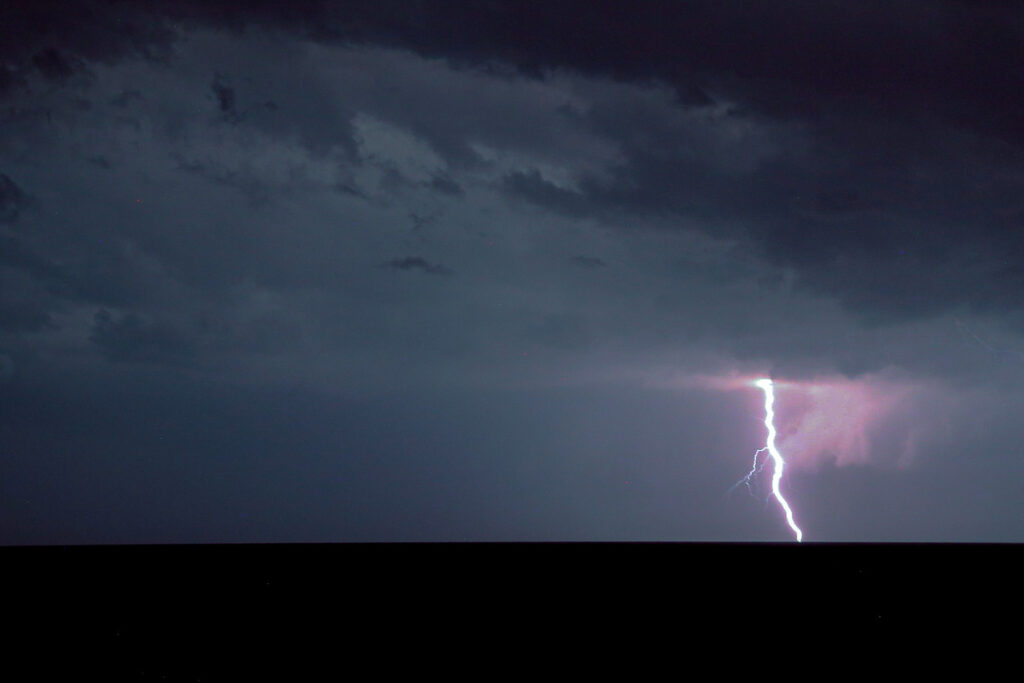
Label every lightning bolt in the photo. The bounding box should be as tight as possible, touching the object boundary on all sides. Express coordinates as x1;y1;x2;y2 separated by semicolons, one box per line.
752;378;803;542
728;447;769;498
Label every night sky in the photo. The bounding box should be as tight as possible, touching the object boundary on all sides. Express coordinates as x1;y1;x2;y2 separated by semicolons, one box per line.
3;0;1024;543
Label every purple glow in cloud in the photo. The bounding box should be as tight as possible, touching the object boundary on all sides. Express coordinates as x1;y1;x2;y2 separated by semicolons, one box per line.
706;370;938;540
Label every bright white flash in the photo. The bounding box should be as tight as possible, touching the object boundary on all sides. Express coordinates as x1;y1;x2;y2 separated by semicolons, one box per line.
754;378;803;542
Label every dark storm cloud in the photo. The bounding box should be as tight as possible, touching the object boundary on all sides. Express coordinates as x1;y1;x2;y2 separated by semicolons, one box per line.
408;211;441;232
7;2;1023;140
0;1;175;96
428;175;463;197
569;256;608;269
0;235;55;282
328;1;1024;145
109;89;144;108
0;174;29;223
4;1;1020;356
555;111;1024;322
85;155;112;169
0;230;56;332
0;300;54;333
528;313;593;351
234;0;1022;324
380;257;452;276
31;48;79;83
0;233;148;309
4;0;1024;545
89;309;195;364
210;75;238;121
504;170;590;217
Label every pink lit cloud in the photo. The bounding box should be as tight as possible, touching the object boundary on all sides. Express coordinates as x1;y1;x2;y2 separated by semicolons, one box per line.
771;374;925;469
685;369;949;470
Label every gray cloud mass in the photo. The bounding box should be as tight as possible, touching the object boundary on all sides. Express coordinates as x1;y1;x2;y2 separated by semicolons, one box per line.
2;1;1024;543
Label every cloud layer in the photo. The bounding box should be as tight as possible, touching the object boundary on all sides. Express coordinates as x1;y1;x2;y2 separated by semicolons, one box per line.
3;2;1024;542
